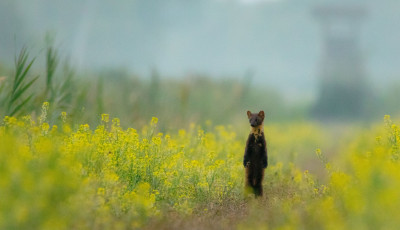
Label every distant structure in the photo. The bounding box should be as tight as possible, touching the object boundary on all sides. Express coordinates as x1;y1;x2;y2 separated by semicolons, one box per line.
312;4;369;119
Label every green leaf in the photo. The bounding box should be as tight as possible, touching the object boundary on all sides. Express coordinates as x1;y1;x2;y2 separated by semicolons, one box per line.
10;75;39;104
10;94;33;116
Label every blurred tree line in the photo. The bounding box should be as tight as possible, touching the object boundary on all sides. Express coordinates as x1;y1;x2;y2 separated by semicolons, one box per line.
0;45;307;131
1;43;399;129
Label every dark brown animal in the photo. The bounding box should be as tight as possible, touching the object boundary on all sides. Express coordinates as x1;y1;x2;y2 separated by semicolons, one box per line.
243;110;268;197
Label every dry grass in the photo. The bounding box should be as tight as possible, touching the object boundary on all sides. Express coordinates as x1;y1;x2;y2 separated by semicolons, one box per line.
145;182;300;230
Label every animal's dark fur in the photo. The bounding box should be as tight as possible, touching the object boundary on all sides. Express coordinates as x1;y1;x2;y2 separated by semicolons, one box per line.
243;110;268;197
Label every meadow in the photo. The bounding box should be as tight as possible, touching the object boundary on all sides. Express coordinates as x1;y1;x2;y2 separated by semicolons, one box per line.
1;47;400;229
1;108;400;229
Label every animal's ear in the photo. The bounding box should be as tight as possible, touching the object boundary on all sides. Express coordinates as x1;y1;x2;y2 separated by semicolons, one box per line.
247;111;252;119
258;110;265;119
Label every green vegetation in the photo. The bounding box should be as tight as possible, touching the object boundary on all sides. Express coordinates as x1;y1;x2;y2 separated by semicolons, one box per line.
1;105;400;229
1;45;400;230
0;47;307;130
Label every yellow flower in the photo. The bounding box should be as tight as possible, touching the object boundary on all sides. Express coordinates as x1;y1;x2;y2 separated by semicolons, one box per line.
61;112;67;123
97;187;105;195
151;117;158;125
101;113;109;123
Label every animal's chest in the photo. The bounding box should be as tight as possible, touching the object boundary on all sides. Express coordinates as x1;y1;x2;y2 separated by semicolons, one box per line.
248;135;264;153
249;141;263;153
248;141;264;165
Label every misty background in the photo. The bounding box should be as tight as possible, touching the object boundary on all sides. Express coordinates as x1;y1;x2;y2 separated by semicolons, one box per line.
1;0;400;125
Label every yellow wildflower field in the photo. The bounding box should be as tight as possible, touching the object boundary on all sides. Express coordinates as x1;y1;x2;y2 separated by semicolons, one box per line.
1;106;400;229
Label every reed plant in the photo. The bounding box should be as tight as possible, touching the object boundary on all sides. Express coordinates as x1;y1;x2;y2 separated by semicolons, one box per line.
6;47;38;116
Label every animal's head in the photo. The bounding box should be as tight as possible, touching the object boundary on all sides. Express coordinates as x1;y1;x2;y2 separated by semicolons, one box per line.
247;110;265;127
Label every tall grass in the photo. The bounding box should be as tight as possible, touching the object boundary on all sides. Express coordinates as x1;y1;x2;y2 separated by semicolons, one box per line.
55;61;75;111
1;41;400;128
6;47;38;116
0;44;302;129
44;42;58;103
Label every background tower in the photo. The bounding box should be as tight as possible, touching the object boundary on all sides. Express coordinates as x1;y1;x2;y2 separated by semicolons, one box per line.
312;4;369;119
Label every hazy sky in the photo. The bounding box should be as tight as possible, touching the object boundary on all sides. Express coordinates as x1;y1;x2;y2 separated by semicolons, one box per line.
240;0;283;4
1;0;400;100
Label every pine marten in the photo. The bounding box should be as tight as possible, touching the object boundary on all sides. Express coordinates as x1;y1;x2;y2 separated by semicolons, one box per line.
243;110;268;197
